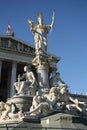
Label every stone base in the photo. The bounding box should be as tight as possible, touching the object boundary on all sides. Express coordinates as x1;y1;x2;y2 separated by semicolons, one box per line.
0;113;87;130
41;113;87;129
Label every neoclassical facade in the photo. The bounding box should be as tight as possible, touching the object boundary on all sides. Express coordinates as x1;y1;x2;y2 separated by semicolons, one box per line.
0;34;36;101
0;34;59;101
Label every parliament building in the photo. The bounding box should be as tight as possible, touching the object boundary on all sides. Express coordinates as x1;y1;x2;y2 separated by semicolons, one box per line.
0;24;87;130
0;25;59;101
0;25;87;103
0;28;36;101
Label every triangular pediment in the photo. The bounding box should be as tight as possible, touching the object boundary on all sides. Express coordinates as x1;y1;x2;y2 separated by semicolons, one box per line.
0;35;35;55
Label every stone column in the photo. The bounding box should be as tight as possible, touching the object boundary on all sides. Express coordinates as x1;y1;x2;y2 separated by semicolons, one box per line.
32;54;50;89
7;70;11;98
0;60;2;83
10;62;17;97
37;64;49;88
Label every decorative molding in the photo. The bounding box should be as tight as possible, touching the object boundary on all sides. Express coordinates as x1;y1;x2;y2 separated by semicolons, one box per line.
0;36;35;55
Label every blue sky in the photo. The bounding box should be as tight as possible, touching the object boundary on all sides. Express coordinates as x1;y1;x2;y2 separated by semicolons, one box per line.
0;0;87;94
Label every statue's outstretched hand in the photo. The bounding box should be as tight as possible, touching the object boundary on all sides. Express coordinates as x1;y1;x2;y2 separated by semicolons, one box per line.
28;20;33;25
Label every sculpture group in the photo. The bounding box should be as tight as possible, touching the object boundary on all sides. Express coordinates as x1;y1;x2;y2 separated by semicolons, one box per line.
0;12;87;121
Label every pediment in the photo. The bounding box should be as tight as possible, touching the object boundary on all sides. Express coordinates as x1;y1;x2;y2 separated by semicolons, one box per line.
0;35;35;55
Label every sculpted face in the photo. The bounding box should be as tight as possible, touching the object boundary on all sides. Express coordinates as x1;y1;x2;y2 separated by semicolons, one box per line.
24;66;27;72
59;84;68;94
24;66;30;72
60;87;66;94
38;17;43;25
38;13;43;25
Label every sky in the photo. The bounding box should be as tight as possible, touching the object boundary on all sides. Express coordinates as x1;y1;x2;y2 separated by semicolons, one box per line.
0;0;87;95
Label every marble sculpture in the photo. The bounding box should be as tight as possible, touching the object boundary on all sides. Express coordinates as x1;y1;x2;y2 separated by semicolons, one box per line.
0;11;87;121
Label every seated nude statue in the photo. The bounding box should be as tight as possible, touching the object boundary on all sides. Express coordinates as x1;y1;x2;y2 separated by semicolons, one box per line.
14;66;37;95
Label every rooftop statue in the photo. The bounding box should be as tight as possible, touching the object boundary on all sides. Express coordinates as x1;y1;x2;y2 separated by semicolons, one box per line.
28;11;55;55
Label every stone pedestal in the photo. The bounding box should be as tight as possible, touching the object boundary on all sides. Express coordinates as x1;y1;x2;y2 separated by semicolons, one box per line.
11;96;32;112
41;113;87;130
10;62;17;97
37;64;49;88
0;113;87;130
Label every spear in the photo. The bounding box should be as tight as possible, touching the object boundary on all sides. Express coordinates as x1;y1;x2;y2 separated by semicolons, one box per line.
50;10;55;32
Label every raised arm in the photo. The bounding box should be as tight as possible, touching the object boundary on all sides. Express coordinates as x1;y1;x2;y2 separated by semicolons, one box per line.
28;20;34;31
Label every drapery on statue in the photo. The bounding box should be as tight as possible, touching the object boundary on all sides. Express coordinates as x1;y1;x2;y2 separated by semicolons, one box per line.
14;66;37;95
28;11;55;55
